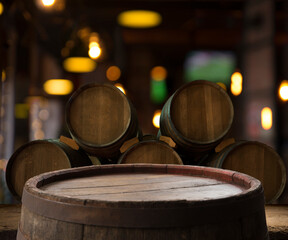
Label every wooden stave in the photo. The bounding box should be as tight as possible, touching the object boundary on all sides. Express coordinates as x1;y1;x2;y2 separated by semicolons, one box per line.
206;140;287;204
5;139;92;202
17;164;268;240
159;80;234;157
65;83;142;159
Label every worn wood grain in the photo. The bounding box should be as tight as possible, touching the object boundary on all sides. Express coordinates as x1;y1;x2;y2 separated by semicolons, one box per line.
207;141;287;204
66;83;141;158
17;164;268;240
5;139;91;201
118;140;183;165
159;80;234;157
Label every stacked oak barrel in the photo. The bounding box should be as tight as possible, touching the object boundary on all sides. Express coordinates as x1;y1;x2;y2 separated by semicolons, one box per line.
6;80;287;203
4;80;286;239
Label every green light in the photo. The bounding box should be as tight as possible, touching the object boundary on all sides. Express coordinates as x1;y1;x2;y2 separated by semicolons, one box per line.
150;79;168;104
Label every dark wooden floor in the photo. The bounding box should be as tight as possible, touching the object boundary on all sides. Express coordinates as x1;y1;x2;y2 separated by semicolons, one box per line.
0;204;287;240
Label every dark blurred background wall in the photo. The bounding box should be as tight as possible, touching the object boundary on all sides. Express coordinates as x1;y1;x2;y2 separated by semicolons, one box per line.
1;0;288;203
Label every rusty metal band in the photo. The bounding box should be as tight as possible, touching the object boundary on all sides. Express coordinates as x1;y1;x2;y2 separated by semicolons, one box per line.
22;186;265;229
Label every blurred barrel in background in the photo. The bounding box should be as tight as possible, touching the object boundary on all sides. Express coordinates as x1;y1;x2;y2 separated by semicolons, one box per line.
66;83;141;159
5;138;92;201
159;80;234;160
118;138;183;165
206;140;287;203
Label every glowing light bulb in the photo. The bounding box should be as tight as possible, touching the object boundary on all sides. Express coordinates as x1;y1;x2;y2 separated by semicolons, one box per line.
279;80;288;101
0;2;4;15
151;66;167;81
88;42;101;59
43;79;73;95
106;66;121;81
118;10;162;28
152;110;161;128
231;71;243;96
41;0;55;7
261;107;272;130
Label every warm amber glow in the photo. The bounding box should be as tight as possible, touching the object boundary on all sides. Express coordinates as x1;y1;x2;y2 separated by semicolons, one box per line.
88;42;101;59
217;82;227;91
231;71;243;96
89;32;100;43
43;79;73;95
0;2;4;15
279;80;288;101
261;107;272;130
41;0;55;7
63;57;96;73
151;66;167;81
115;83;126;94
152;110;161;128
106;66;121;81
118;10;162;28
1;70;6;82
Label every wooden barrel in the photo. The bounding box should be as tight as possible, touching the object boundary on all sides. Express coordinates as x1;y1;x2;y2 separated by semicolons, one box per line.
159;80;234;158
5;138;92;201
206;140;287;204
118;140;183;165
17;164;268;240
65;83;141;159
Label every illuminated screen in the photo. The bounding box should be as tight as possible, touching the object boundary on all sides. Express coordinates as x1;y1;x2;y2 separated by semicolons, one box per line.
184;51;236;85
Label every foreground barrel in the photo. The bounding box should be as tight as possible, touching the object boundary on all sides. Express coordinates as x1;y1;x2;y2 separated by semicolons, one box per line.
18;164;268;240
118;140;183;165
5;139;92;201
207;141;287;204
66;83;141;159
159;80;234;158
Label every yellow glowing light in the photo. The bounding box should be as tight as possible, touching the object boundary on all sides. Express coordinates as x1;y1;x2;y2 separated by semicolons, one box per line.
261;107;272;130
89;32;99;43
41;0;55;7
63;57;96;73
118;10;162;28
88;42;101;59
279;80;288;101
1;70;6;82
106;66;121;81
231;71;243;96
217;82;227;91
15;104;29;119
151;66;167;81
0;2;4;15
115;83;126;94
43;79;74;95
152;110;161;128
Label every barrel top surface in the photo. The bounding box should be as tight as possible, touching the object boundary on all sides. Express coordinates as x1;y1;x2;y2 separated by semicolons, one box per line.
24;164;261;206
21;164;265;228
169;80;234;143
40;173;244;202
66;83;131;146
